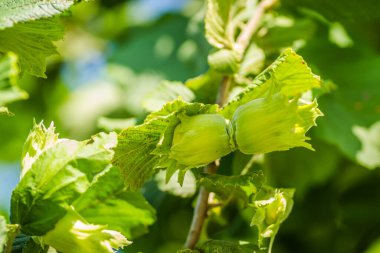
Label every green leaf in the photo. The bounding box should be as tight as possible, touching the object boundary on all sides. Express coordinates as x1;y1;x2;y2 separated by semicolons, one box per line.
22;238;49;253
250;187;294;250
21;121;58;178
205;0;234;49
113;115;165;190
73;166;156;239
353;121;380;169
41;208;130;253
0;18;64;77
222;48;321;119
0;0;77;29
199;240;262;253
0;52;28;114
0;216;6;253
114;99;219;189
283;0;380;22
142;81;195;112
199;171;264;205
11;123;117;235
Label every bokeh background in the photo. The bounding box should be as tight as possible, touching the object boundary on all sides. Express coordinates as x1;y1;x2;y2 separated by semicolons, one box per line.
1;0;380;252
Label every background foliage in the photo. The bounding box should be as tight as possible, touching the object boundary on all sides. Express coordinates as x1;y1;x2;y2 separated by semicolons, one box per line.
1;0;380;252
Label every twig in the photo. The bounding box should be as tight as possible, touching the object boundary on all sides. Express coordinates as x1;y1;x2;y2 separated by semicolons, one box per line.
235;0;278;55
185;162;218;248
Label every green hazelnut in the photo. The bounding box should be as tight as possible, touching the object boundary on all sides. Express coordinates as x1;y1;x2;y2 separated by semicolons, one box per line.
169;114;232;167
229;94;322;154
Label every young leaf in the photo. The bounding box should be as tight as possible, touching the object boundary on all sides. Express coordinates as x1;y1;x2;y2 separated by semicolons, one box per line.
21;121;58;178
0;0;78;29
73;166;156;239
0;53;28;115
250;187;294;250
199;171;264;205
0;18;64;77
142;81;195;112
205;0;234;49
221;48;321;119
11;124;118;235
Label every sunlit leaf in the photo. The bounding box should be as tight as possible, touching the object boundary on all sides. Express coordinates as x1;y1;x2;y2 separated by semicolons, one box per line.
222;48;321;119
0;18;63;77
11;124;117;235
73;166;156;239
0;0;77;29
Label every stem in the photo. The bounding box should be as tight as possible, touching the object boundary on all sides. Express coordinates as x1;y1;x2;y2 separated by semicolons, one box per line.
184;163;216;249
235;0;278;55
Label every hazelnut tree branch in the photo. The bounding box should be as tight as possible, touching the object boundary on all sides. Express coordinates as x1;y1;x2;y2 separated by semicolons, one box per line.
184;0;277;249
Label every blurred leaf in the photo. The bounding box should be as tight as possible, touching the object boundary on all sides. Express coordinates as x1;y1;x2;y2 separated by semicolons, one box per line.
97;117;137;132
301;40;380;168
142;81;195;112
0;18;63;77
109;15;208;82
199;171;264;205
283;0;380;21
0;53;28;115
365;239;380;253
256;17;317;54
221;48;320;119
185;69;222;104
74;166;156;239
0;215;5;253
155;170;196;198
199;240;261;253
353;121;380;169
265;141;340;198
22;238;48;253
11;124;117;235
0;0;77;29
177;249;200;253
